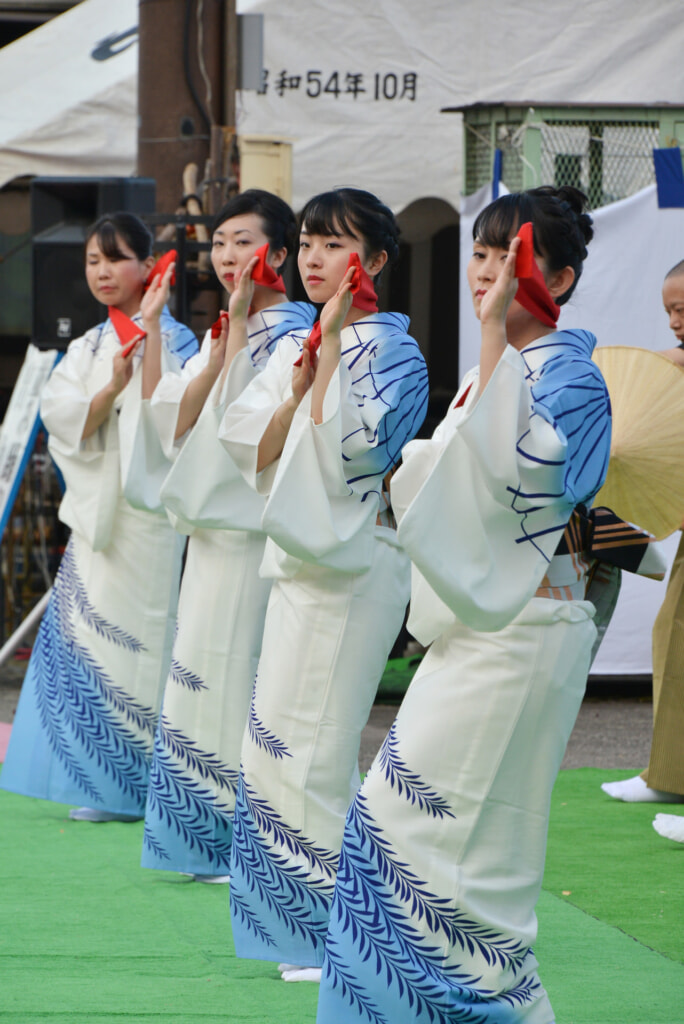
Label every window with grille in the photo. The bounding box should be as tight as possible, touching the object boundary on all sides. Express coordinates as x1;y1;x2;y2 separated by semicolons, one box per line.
458;105;680;209
464;119;523;194
540;120;659;208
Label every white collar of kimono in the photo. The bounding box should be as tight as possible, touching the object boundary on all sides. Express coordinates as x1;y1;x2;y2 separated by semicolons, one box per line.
516;329;564;373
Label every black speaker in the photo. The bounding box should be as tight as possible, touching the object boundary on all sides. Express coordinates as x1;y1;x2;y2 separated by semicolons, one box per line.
31;177;156;350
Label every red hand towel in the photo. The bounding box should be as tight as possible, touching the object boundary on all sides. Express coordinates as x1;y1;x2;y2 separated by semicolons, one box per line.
211;311;229;339
453;382;473;409
145;249;177;290
212;251;274;339
294;253;378;366
108;306;146;358
252;243;287;294
347;251;379;313
514;222;559;328
292;321;322;367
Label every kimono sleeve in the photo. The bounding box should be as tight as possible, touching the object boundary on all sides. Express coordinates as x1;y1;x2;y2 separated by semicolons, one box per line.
40;333;121;550
160;346;267;532
393;345;611;638
40;334;98;455
218;333;303;497
119;317;200;514
149;332;210;461
260;330;429;572
338;331;429;488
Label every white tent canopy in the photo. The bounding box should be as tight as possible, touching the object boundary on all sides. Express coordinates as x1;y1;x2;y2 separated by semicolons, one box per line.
0;0;137;190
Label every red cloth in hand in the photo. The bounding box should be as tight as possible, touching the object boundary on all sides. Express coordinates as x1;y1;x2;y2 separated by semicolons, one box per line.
293;321;322;368
108;306;146;357
145;249;177;290
293;253;378;366
217;244;283;338
347;251;378;313
211;311;229;339
252;243;287;294
514;222;559;328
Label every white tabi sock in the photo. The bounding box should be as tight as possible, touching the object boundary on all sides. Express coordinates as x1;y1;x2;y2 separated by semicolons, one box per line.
600;776;684;803
653;813;684;843
281;968;322;983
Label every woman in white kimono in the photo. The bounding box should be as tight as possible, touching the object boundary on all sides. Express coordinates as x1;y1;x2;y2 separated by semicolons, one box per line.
140;191;316;881
1;213;198;821
218;188;429;976
316;186;612;1022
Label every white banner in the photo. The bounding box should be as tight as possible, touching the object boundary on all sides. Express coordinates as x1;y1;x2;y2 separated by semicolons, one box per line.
0;345;59;537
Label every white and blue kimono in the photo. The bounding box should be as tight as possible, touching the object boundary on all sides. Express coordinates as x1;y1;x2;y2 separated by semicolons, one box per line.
316;330;611;1023
0;310;198;816
140;302;317;875
218;311;429;963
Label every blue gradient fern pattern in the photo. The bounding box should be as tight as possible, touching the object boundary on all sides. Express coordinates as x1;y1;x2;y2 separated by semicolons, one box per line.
377;726;455;819
229;778;338;956
61;544;145;652
170;659;207;691
31;537;156;807
247;688;292;760
320;791;539;1023
143;714;238;865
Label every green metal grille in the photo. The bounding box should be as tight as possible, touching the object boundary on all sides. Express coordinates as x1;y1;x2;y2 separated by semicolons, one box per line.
540;120;659;208
464;119;523;194
463;108;666;208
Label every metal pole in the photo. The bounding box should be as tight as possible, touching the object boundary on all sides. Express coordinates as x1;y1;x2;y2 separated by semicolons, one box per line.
0;588;50;670
224;0;237;131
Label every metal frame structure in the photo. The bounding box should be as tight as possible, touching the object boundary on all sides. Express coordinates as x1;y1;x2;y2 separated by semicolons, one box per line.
445;102;684;207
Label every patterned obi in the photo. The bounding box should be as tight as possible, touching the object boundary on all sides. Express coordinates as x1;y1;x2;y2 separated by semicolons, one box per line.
535;506;657;601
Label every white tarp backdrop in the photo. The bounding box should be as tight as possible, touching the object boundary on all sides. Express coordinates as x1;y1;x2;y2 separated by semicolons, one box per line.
0;0;137;189
236;0;684;212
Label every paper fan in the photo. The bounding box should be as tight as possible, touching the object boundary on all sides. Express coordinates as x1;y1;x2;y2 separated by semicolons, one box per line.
592;345;684;539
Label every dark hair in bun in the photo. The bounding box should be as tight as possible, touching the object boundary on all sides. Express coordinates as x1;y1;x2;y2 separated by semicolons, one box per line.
473;185;593;305
299;188;400;278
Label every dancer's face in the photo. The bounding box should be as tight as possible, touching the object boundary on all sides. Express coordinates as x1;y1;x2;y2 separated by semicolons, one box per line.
663;273;684;343
297;220;384;303
467;237;536;326
211;212;283;294
85;234;151;317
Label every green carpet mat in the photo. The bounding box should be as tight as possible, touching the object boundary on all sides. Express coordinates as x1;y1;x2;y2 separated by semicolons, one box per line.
543;768;684;965
1;768;682;1022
